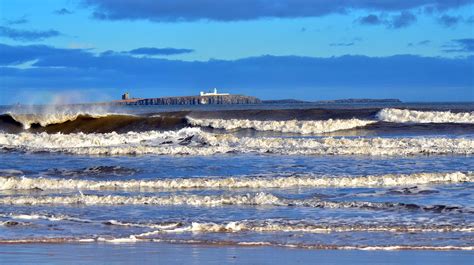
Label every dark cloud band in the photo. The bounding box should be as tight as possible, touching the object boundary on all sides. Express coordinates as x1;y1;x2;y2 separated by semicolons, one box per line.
82;0;474;22
128;47;194;56
1;44;472;98
0;27;61;41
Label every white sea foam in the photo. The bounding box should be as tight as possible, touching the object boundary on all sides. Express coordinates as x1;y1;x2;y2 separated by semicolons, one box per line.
0;212;94;223
377;108;474;124
0;236;471;250
224;134;474;156
329;245;474;251
187;108;474;134
1;129;473;156
97;236;140;243
1;172;472;191
167;221;474;234
0;192;283;207
187;117;376;134
3;212;469;234
0;127;205;150
0;193;464;214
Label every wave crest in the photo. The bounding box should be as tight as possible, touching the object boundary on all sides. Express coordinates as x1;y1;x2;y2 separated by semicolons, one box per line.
6;112;115;129
0;193;468;214
187;117;376;134
377;108;474;124
1;129;473;156
179;220;474;234
1;172;471;191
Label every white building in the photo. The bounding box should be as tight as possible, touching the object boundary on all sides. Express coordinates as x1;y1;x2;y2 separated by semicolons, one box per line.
200;88;229;96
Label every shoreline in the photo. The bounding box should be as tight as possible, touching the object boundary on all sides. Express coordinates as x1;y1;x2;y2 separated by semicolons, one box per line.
0;242;472;265
0;237;472;251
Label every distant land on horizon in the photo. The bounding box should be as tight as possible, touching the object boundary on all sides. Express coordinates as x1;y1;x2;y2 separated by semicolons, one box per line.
112;94;403;106
262;98;402;104
3;97;404;107
108;90;403;106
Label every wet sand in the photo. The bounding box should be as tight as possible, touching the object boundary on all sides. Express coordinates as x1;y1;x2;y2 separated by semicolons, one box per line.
0;243;472;265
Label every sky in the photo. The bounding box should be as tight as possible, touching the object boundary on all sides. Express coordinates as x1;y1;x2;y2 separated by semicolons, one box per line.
0;0;473;104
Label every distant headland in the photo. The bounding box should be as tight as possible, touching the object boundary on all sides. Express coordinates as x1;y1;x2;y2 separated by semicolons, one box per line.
110;89;401;106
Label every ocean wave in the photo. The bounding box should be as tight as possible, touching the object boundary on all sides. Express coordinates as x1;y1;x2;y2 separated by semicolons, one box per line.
0;212;93;223
188;108;474;134
2;108;473;135
377;108;474;124
0;193;468;213
0;212;181;231
45;166;139;178
2;211;470;234
168;220;474;234
89;218;474;234
0;192;282;207
5;112;116;129
1;172;472;191
0;111;188;133
1;129;473;156
0;127;204;149
187;117;376;134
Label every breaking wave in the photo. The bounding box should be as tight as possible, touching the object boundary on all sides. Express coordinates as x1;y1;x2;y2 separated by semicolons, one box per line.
0;112;188;134
188;108;474;134
0;212;91;223
1;108;474;135
6;111;113;129
0;192;282;207
1;128;473;156
187;117;376;134
167;220;474;234
2;212;471;234
378;108;474;124
0;193;468;213
1;172;472;191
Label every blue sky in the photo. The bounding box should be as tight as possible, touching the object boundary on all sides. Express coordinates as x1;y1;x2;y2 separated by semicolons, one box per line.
0;0;473;104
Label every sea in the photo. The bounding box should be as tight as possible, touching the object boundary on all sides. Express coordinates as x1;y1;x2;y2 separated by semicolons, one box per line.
0;102;473;255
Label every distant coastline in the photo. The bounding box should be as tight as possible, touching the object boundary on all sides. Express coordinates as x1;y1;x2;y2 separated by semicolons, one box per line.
112;97;402;106
262;98;402;104
262;99;311;104
111;91;402;106
315;98;402;103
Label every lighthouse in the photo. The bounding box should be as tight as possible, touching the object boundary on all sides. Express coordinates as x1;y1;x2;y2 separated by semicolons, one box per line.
199;88;230;96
